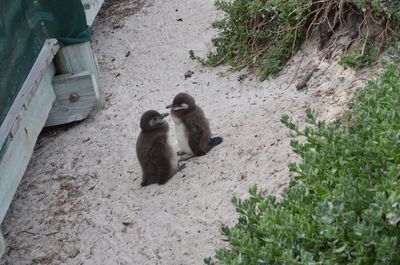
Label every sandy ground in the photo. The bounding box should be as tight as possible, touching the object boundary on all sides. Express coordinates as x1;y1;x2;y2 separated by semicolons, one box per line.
0;0;380;264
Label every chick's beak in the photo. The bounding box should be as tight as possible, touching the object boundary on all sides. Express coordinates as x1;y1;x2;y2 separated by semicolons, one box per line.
160;113;169;119
166;103;174;109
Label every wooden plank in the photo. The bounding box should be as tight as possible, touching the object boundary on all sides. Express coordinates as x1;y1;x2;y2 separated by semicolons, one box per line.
0;63;56;224
82;0;105;26
54;42;104;109
0;230;4;257
0;39;59;153
45;71;97;127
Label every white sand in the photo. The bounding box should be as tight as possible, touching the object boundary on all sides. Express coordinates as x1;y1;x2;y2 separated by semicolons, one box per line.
0;0;380;264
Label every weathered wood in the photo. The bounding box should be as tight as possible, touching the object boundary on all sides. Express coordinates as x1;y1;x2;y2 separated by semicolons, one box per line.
54;42;104;110
0;39;59;154
0;63;56;224
45;71;97;127
82;0;105;26
0;230;4;257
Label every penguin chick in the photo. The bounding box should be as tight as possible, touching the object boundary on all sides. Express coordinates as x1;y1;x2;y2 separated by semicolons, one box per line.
166;93;222;161
136;110;184;187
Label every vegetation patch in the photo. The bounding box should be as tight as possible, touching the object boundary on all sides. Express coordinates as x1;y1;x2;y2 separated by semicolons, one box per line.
204;64;400;264
338;43;379;69
190;0;400;80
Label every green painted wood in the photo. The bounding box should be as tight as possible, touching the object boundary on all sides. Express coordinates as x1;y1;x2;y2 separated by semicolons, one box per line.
82;0;105;26
0;39;59;155
0;63;56;224
45;71;97;127
54;42;104;110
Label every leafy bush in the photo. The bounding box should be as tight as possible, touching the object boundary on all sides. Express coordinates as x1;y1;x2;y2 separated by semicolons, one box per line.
349;0;400;21
339;44;379;70
387;37;400;64
191;0;400;80
190;0;311;80
204;64;400;264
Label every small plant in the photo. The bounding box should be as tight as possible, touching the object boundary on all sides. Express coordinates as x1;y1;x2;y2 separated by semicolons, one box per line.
339;44;379;70
387;35;400;63
204;64;400;264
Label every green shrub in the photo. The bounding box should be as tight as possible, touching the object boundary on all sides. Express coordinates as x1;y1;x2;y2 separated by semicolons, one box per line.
349;0;400;21
191;0;400;80
387;37;400;64
190;0;311;81
338;44;379;70
205;64;400;264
